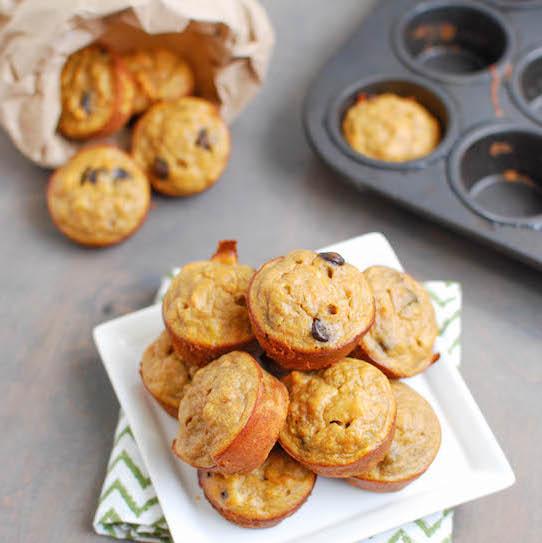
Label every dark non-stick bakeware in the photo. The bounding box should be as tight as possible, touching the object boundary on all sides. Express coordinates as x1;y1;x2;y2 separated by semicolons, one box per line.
303;0;542;270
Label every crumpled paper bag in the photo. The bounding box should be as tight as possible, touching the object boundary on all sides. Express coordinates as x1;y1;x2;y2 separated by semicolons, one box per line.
0;0;274;167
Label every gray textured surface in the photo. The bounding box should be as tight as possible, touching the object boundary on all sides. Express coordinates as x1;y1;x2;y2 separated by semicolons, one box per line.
0;1;540;541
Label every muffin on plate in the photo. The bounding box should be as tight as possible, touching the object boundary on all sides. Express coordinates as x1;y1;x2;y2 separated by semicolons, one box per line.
198;447;316;528
172;351;289;474
123;47;195;115
348;381;441;492
247;250;375;370
162;240;255;366
46;145;150;247
140;330;198;417
342;93;440;162
132;96;230;196
59;44;133;139
279;358;396;477
353;266;439;378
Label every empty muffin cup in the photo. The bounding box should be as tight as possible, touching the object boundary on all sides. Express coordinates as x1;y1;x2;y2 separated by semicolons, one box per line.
511;46;542;125
395;0;512;83
327;76;456;170
449;123;542;227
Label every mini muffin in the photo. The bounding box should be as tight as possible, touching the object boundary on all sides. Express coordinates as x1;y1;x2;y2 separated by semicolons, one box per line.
172;351;289;474
59;44;133;139
279;358;396;478
132;97;230;196
354;266;439;378
123;47;195;115
247;250;375;370
162;240;255;366
198;447;316;528
342;93;440;162
349;381;441;492
140;331;199;417
46;145;150;247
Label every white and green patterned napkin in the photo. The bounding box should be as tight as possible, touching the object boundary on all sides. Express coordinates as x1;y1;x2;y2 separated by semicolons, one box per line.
94;277;461;543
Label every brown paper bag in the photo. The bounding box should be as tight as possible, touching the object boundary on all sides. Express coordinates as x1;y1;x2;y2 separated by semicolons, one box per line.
0;0;274;167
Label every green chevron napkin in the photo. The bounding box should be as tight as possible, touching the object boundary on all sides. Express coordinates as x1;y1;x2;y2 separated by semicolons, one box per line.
93;277;461;543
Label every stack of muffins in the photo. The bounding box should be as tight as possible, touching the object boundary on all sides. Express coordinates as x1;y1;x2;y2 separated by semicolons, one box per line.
140;240;442;528
47;44;231;247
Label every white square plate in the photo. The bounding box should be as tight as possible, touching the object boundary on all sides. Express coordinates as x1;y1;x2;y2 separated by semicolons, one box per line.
94;232;515;543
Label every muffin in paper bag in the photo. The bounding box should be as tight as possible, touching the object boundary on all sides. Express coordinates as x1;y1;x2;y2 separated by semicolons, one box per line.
0;0;274;167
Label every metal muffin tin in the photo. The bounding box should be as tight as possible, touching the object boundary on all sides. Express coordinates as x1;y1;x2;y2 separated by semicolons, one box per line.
303;0;542;270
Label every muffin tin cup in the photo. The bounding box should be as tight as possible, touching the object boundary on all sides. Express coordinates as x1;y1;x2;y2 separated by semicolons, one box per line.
327;75;458;171
303;0;542;269
510;45;542;126
448;122;542;228
394;0;513;84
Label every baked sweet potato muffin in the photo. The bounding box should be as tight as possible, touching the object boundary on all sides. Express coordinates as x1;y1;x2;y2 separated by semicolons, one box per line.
162;240;255;366
139;330;198;417
342;93;440;163
122;47;195;115
47;145;150;247
198;447;316;528
59;44;133;140
132;96;230;196
349;381;441;492
247;250;375;370
279;358;396;477
172;351;289;474
353;266;439;378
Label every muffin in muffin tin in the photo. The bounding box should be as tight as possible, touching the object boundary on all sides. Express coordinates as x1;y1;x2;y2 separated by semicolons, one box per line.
342;93;440;163
172;351;289;474
162;240;255;366
247;250;375;370
353;265;439;378
279;358;396;477
348;381;441;492
198;447;316;528
59;44;134;140
139;331;198;417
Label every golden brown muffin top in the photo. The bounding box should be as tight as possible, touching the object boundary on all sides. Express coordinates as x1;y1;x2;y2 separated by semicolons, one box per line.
354;381;441;482
200;448;315;520
279;358;396;466
132;97;230;196
342;93;440;162
123;47;194;114
162;241;254;349
175;351;261;468
140;331;198;411
59;44;118;138
360;266;438;377
47;145;150;245
248;250;374;352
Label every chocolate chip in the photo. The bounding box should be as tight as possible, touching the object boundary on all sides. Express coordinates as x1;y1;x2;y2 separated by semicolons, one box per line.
80;167;98;185
195;128;212;151
80;91;92;115
152;157;169;179
112;168;130;181
311;318;329;342
318;252;345;266
206;472;212;478
220;490;228;500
